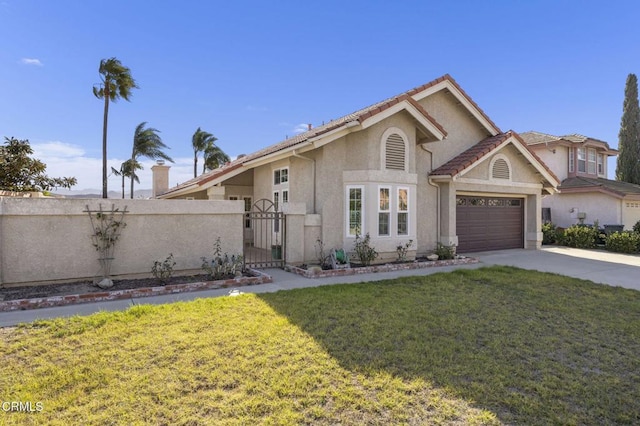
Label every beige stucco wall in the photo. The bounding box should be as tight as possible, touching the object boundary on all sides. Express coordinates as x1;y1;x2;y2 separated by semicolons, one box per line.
542;192;622;228
0;198;244;286
622;201;640;230
532;145;569;181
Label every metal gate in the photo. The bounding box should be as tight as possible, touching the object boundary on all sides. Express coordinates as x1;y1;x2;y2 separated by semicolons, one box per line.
243;199;286;268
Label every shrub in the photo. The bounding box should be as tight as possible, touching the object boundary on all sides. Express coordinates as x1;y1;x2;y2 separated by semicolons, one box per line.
396;240;414;262
634;220;640;235
353;232;378;266
201;237;244;280
434;243;455;260
314;239;331;269
542;222;558;245
605;231;640;253
151;253;176;285
560;223;599;249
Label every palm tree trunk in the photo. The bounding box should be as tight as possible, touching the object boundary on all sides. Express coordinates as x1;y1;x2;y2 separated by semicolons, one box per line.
101;91;110;199
194;152;198;178
130;156;135;199
121;174;125;199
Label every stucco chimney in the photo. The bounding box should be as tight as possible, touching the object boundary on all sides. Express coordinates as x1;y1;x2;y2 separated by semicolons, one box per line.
151;160;170;198
308;123;312;131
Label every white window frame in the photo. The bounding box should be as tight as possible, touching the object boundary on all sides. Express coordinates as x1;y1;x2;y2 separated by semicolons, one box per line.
568;147;574;173
346;185;364;237
597;153;604;176
587;148;596;174
282;189;289;204
397;187;409;236
273;167;289;185
378;186;391;237
577;147;586;173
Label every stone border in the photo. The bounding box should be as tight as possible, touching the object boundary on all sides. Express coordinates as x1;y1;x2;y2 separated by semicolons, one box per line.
287;257;479;278
0;269;272;312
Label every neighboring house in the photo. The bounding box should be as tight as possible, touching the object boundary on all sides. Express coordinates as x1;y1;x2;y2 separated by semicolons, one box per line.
521;131;640;230
156;75;558;262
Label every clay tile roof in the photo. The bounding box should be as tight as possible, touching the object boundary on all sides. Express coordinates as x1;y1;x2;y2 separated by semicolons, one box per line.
430;131;559;184
520;131;616;152
161;74;497;196
560;176;640;196
430;132;513;177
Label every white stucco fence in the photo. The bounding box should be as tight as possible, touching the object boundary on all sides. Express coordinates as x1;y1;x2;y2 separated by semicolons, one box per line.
0;198;244;286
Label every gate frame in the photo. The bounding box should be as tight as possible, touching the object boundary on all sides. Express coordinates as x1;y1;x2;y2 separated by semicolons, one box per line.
243;199;286;268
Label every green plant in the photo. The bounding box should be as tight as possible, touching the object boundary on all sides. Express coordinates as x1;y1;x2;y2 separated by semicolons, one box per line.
396;240;414;262
560;222;599;249
605;231;640;253
314;239;331;269
353;232;378;266
85;204;128;279
542;222;558;245
633;219;640;234
151;253;176;285
201;237;244;280
434;243;455;260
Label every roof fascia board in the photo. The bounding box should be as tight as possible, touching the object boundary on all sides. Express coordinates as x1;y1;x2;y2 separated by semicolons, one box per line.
359;100;446;141
559;186;624;199
309;121;360;148
411;80;499;136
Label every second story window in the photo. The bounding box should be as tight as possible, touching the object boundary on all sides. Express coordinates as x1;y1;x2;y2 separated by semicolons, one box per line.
577;147;586;173
274;168;288;185
597;154;604;175
569;147;574;173
588;149;596;174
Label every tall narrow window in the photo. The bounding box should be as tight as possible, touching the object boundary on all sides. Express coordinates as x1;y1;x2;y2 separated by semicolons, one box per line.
243;197;252;229
568;147;574;173
347;186;363;236
397;188;408;235
282;190;289;204
597;154;604;175
577;147;586;172
378;187;390;236
588;148;596;174
273;191;279;210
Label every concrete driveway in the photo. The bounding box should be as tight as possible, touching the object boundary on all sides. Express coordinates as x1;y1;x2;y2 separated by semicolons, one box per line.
474;246;640;291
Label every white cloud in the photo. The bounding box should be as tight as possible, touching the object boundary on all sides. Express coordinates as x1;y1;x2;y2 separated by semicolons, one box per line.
293;123;310;134
32;141;85;158
20;58;43;67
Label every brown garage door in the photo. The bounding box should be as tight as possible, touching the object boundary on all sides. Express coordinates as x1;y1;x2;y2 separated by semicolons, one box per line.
456;196;524;253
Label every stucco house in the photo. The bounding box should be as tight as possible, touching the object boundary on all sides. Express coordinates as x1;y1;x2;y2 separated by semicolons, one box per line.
156;75;558;263
521;131;640;230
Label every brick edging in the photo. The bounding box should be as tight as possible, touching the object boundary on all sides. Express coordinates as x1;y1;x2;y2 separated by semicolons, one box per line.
287;257;479;278
0;269;272;312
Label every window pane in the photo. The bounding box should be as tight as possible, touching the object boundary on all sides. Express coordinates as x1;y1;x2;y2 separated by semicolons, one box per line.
398;188;408;211
349;188;362;235
273;192;279;210
378;212;389;236
243;197;252;212
282;190;289;203
397;212;408;235
274;170;280;185
597;154;604;174
379;188;389;211
280;169;288;183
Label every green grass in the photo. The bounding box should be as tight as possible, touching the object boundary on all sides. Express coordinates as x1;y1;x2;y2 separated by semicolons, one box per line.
1;266;639;425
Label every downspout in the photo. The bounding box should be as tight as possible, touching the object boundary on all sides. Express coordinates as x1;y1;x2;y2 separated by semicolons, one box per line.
292;149;316;214
421;145;440;245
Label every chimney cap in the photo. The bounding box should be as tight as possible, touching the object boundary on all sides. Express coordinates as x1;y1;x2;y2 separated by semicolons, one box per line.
156;160;165;165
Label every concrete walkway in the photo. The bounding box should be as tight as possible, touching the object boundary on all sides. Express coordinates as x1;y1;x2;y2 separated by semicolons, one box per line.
1;247;638;327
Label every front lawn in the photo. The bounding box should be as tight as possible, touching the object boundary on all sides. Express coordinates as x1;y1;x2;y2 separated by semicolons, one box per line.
1;266;639;424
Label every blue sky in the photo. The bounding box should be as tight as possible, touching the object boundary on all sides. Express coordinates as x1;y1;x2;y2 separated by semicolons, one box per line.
2;0;639;193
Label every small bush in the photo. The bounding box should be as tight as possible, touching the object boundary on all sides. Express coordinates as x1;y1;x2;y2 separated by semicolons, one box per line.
201;237;244;280
634;220;640;234
151;253;176;285
353;232;378;266
434;243;455;260
560;223;599;249
542;222;558;245
605;231;640;253
314;239;331;269
396;240;414;262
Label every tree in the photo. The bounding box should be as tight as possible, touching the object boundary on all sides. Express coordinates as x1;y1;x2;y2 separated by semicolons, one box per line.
203;142;230;173
0;137;77;192
130;122;173;198
192;127;218;178
111;159;141;199
616;73;640;184
93;57;138;198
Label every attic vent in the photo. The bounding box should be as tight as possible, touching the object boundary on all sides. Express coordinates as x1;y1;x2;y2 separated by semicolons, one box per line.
385;133;406;170
492;158;510;180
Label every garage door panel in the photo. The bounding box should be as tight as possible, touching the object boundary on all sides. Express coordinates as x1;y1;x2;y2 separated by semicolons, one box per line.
456;196;524;252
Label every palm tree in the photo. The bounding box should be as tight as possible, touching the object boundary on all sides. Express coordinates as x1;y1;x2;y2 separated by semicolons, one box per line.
192;127;218;178
130;122;173;198
111;159;141;199
203;142;230;173
93;57;138;198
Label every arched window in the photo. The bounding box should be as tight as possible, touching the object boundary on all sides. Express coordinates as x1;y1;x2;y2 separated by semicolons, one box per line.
381;128;408;171
490;155;511;180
